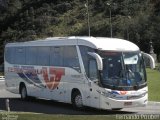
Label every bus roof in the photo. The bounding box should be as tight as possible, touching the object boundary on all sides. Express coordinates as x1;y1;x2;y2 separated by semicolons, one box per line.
6;36;139;51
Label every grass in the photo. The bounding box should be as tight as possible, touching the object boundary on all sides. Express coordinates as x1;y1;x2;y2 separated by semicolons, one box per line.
1;112;159;120
147;68;160;101
0;113;117;120
17;115;116;120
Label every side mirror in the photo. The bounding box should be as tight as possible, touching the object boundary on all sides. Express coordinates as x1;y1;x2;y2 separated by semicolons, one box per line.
142;52;155;69
88;52;103;71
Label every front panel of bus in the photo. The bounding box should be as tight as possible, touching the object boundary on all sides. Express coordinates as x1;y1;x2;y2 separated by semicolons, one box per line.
79;45;148;109
99;51;148;109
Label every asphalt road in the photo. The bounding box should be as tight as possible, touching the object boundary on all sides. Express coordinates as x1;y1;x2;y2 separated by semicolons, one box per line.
0;80;160;115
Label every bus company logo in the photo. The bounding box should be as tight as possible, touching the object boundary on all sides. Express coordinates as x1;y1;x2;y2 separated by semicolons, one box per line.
120;91;128;95
8;66;65;90
42;67;65;89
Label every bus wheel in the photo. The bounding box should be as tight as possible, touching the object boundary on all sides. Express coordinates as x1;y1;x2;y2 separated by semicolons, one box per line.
20;85;28;100
72;91;83;109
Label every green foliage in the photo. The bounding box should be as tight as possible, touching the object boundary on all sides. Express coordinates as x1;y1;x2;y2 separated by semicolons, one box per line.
0;0;160;63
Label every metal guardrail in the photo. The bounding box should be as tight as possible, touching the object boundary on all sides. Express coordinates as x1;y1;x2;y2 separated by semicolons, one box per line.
0;76;5;81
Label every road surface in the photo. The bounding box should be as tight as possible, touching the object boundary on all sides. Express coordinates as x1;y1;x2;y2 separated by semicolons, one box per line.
0;80;160;115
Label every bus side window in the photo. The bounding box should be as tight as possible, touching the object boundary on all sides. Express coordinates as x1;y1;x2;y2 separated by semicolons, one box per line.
5;47;16;64
50;47;63;66
15;47;26;64
79;46;96;77
37;47;50;66
63;46;80;72
26;47;37;65
89;59;98;81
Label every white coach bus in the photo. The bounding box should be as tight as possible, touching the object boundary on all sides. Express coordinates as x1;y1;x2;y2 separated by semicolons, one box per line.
4;36;155;110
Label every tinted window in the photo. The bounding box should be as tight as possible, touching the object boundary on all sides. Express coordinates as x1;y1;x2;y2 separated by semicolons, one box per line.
50;47;63;66
37;47;50;66
5;47;16;64
26;47;37;65
5;47;25;64
89;59;98;80
6;46;81;71
63;46;80;72
15;47;26;64
79;46;95;76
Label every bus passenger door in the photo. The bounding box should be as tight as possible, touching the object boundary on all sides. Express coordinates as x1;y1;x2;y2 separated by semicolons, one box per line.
86;59;100;108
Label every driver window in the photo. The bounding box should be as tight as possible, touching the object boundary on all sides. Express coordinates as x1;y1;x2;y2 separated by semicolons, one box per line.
89;59;98;80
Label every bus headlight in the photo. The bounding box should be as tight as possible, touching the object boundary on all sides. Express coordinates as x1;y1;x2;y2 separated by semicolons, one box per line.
96;90;116;98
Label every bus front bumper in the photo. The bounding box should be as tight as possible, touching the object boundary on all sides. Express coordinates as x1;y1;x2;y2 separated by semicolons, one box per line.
100;93;148;110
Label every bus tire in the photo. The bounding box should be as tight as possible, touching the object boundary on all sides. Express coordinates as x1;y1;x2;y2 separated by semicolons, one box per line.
72;90;83;109
20;84;28;100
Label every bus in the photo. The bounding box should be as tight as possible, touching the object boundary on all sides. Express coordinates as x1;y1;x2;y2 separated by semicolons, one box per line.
4;36;155;110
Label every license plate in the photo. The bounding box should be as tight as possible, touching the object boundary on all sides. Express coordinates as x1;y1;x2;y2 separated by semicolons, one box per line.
124;102;132;106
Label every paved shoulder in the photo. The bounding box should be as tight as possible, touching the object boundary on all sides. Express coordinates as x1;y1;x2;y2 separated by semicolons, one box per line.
0;80;20;98
148;101;160;105
122;101;160;114
0;89;20;98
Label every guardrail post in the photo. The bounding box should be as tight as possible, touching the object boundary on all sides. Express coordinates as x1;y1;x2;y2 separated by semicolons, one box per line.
5;99;10;112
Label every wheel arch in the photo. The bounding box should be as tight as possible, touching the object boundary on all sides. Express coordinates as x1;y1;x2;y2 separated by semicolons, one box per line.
71;88;84;103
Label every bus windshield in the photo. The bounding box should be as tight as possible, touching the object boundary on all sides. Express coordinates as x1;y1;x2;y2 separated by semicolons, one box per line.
100;51;146;90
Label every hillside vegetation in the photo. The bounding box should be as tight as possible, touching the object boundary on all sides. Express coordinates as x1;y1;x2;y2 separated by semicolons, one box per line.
0;0;160;63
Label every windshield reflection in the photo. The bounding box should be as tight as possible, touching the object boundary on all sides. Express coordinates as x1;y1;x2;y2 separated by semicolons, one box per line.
100;51;146;90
